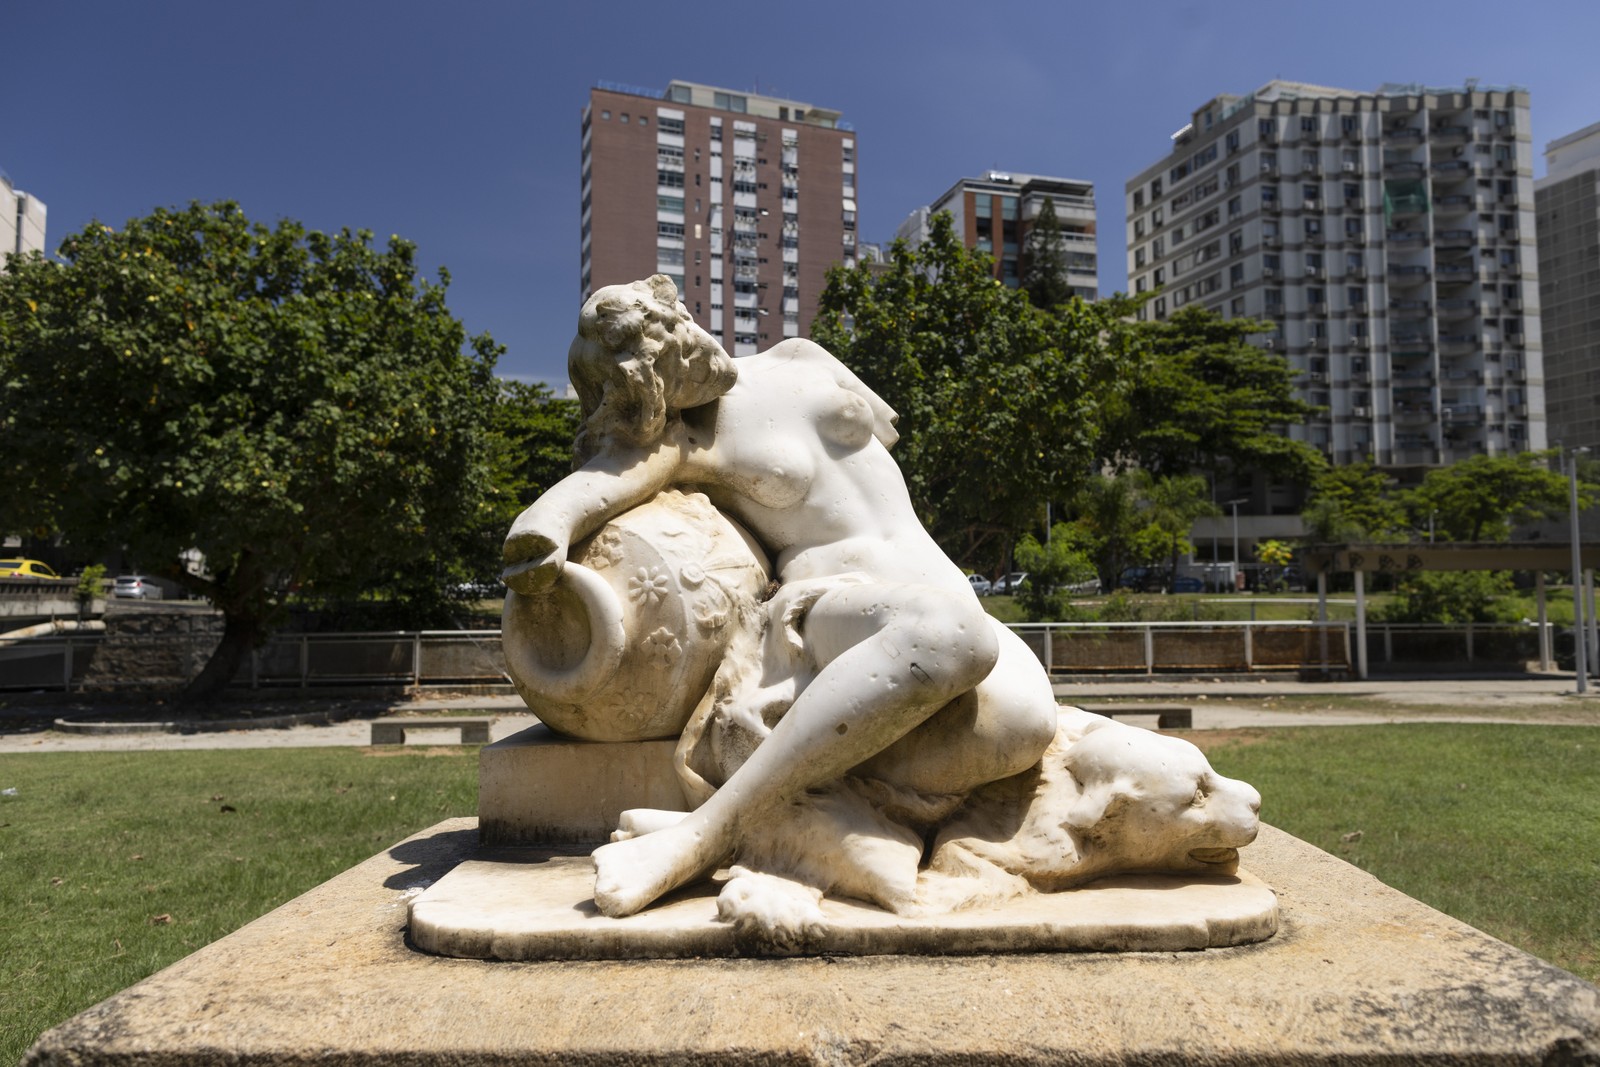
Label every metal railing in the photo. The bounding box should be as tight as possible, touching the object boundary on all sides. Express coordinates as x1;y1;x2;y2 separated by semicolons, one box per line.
0;622;1568;693
1007;621;1350;675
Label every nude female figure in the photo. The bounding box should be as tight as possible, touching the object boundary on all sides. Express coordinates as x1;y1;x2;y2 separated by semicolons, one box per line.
502;276;1058;918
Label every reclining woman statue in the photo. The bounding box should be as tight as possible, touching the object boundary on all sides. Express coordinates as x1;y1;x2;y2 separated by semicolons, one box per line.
502;275;1060;918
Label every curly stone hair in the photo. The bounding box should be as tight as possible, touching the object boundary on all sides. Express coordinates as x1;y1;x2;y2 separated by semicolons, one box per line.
567;275;738;463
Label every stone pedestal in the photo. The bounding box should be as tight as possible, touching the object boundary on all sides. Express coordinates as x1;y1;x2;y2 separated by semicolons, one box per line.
478;724;685;845
25;821;1600;1066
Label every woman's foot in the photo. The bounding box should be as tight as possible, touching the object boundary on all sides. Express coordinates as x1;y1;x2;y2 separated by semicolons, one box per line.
591;819;724;917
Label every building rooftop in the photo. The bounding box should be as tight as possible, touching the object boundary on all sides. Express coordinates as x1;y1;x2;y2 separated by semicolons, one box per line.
592;79;849;130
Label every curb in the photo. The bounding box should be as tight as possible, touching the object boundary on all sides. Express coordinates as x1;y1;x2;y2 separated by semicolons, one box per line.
52;707;373;736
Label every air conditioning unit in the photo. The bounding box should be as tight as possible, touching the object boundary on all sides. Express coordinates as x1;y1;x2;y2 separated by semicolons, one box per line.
1352;405;1372;417
1343;162;1358;173
1309;371;1329;383
1263;267;1278;278
1305;266;1323;276
1262;339;1277;349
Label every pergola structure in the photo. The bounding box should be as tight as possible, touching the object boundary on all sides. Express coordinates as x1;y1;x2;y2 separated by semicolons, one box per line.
1298;542;1600;680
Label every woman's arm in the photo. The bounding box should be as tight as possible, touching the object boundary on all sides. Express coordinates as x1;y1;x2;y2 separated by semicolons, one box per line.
502;435;685;595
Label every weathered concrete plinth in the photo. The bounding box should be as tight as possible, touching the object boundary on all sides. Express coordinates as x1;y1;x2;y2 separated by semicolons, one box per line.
410;854;1279;959
26;819;1600;1066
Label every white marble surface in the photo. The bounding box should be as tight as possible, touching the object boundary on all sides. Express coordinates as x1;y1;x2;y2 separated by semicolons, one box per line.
494;275;1267;934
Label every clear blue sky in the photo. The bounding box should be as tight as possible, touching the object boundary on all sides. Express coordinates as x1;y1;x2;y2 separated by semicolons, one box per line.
7;0;1597;387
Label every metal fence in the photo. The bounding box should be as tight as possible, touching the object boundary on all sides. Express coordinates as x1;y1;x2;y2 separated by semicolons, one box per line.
0;621;1567;693
1007;621;1351;676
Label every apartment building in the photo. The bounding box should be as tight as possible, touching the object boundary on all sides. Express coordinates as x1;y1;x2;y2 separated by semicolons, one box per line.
1536;120;1600;451
1126;80;1543;514
581;80;856;355
1;169;46;265
896;171;1098;298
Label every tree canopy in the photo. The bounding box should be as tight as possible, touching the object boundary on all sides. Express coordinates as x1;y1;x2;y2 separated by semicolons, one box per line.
1099;306;1325;483
812;212;1136;573
1020;197;1072;310
1403;451;1583;542
0;201;501;696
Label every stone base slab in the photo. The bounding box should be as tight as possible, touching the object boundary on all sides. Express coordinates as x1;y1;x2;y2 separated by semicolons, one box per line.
478;724;685;844
25;820;1600;1066
409;853;1279;959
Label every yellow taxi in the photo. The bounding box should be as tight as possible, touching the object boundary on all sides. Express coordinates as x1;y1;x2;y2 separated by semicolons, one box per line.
0;558;62;579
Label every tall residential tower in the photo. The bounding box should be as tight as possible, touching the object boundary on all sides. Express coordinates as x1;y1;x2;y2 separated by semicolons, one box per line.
1535;120;1600;452
1;169;46;266
582;80;856;355
1126;80;1543;512
896;171;1098;298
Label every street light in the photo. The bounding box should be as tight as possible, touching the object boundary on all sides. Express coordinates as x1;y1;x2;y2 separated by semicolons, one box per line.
1225;498;1248;591
1568;447;1590;694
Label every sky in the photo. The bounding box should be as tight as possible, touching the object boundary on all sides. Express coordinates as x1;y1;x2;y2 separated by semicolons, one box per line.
7;0;1599;388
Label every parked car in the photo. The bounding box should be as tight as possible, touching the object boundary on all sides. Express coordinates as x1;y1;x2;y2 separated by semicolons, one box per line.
1170;575;1204;594
967;573;993;596
995;571;1030;595
112;574;164;600
0;558;60;579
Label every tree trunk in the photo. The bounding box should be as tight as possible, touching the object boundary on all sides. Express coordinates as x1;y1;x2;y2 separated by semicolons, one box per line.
181;611;263;705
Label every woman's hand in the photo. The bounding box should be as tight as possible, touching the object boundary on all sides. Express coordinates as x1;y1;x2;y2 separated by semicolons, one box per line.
502;528;568;596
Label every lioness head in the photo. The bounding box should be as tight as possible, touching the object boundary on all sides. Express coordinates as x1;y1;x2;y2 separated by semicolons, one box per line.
1059;718;1260;880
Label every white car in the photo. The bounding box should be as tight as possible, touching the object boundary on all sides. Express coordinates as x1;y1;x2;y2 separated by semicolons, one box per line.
967;574;993;596
112;575;164;600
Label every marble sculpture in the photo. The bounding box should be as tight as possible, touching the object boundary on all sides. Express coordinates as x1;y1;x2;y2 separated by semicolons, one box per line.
500;274;1261;941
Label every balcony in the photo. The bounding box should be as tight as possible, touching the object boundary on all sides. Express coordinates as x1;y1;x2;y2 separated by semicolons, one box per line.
1388;265;1431;282
1435;229;1476;248
1302;196;1322;212
1432;124;1472;143
1305;229;1325;245
1496;158;1520;174
1387;230;1426;244
1344;196;1364;211
1263;232;1282;247
1348;333;1371;348
1340;161;1362;176
1261;160;1279;176
1434;194;1474;212
1437;298;1478;319
1386;127;1424;142
1392;404;1435;422
1435;262;1476;280
1432;160;1472;177
1389;297;1431;316
1262;197;1281;214
1498;193;1520;208
1438;334;1479;355
1384;160;1426;178
1346;230;1367;244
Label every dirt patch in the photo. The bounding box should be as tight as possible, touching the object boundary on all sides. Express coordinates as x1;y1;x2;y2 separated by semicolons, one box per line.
1171;728;1283;753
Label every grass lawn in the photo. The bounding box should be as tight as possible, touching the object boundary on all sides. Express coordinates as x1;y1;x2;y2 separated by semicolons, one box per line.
2;724;1597;1061
0;745;478;1064
1196;724;1599;986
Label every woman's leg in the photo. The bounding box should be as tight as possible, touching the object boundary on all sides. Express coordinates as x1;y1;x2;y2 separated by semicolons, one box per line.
852;621;1059;796
591;583;998;917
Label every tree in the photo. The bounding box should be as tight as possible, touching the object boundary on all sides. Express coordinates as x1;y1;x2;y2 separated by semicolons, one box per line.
1375;571;1522;624
812;211;1134;573
1300;462;1408;543
1143;473;1219;591
1020;197;1073;310
1403;451;1589;542
1013;522;1100;621
469;379;580;585
1101;306;1324;485
0;202;501;698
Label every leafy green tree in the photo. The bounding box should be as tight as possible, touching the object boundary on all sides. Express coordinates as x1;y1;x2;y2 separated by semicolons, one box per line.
1071;470;1153;591
1013;522;1100;621
1374;571;1522;624
1403;451;1589;542
1300;462;1408;543
813;211;1133;573
1143;473;1219;591
1102;306;1324;485
470;379;580;586
0;202;500;697
1020;197;1073;310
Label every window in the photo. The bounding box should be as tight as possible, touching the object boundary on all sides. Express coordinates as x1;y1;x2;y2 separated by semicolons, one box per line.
1228;195;1242;218
1231;296;1246;315
1230;263;1244;287
1343;182;1360;201
710;123;722;141
657;195;685;213
657;222;684;239
1226;130;1240;155
1346;285;1365;304
1133;190;1145;210
639;115;648;125
714;92;748;113
1261;186;1278;206
1259;118;1275;139
657;116;684;135
1308;286;1325;305
601;110;611;120
1229;230;1243;255
1153;267;1165;285
1135;248;1146;268
1305;218;1323;236
1302;184;1320;203
657;170;685;188
1302;150;1319;170
1342;115;1359;135
1301;116;1317;134
620;112;629;122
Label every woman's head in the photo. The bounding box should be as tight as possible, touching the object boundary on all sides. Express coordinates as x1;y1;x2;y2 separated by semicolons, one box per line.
569;275;736;459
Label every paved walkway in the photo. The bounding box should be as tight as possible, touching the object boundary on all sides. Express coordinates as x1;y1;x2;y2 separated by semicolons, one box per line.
0;676;1595;753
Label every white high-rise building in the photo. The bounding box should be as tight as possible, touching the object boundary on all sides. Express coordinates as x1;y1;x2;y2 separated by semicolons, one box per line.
1126;80;1542;511
1;169;46;265
1536;120;1600;452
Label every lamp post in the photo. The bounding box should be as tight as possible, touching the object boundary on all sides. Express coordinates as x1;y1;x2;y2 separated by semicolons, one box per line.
1568;447;1589;695
1225;498;1248;591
